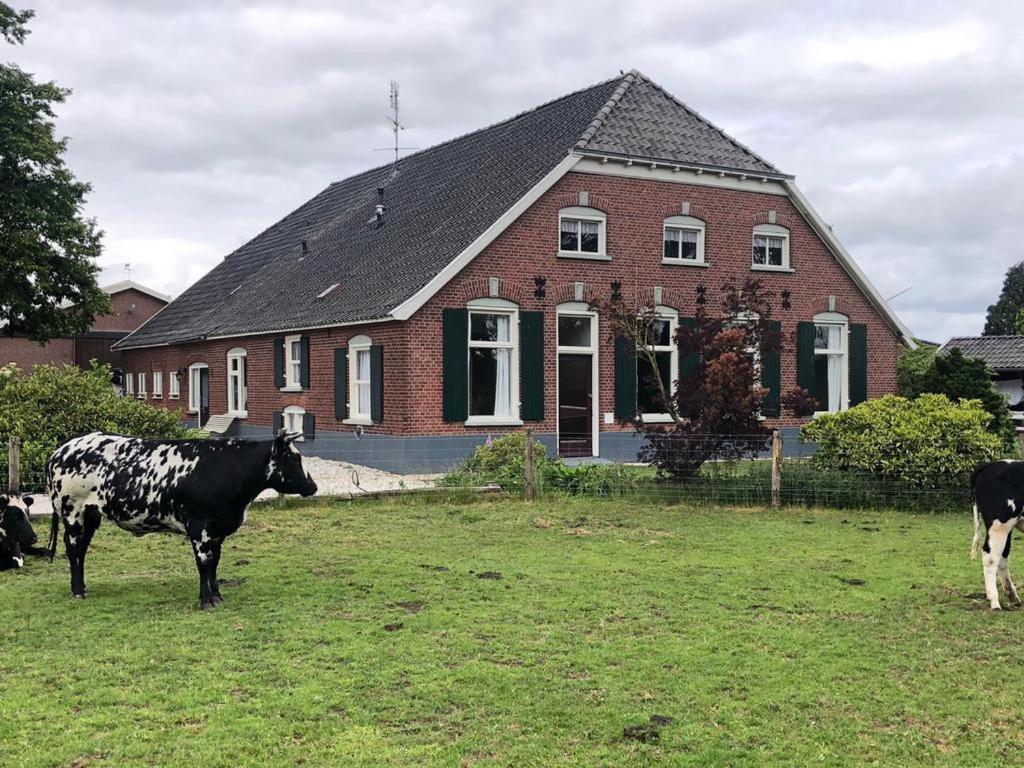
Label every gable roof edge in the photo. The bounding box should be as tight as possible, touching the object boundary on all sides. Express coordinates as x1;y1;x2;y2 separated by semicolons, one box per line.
783;180;916;349
389;152;583;321
574;71;636;150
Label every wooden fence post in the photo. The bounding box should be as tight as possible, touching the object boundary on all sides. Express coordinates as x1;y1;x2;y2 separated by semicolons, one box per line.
8;435;20;495
523;429;536;501
770;430;782;508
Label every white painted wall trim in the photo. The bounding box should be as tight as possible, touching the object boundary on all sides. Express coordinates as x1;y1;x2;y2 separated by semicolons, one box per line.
390;153;583;320
572;157;790;196
784;181;916;349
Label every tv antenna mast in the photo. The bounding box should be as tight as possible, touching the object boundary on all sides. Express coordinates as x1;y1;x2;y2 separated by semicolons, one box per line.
375;80;417;175
123;262;135;280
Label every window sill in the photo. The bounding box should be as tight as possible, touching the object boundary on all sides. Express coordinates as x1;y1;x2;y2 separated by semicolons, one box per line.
465;417;524;427
640;413;675;424
344;417;374;426
153;395;162;400
556;251;612;261
227;411;248;419
662;259;710;268
280;386;304;393
169;395;180;400
751;264;795;274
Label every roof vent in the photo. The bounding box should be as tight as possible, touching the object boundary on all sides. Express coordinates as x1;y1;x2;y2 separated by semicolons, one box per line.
301;239;309;255
375;187;386;229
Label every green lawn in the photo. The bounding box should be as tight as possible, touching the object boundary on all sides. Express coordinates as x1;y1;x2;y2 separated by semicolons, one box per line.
1;494;1019;767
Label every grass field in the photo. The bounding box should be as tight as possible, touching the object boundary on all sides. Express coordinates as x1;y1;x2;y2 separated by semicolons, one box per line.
1;493;1020;767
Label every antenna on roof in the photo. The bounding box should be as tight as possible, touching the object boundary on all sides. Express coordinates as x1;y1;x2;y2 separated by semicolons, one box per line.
374;80;417;176
123;263;134;280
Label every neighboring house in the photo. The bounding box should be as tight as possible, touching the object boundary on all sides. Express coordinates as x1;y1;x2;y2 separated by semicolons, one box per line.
115;70;914;471
2;280;170;374
939;336;1024;414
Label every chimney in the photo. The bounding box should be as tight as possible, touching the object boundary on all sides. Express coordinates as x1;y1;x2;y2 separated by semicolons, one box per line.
375;187;386;229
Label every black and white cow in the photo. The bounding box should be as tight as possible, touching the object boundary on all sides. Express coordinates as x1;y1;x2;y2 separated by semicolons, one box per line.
46;430;317;608
1;494;46;570
971;460;1024;610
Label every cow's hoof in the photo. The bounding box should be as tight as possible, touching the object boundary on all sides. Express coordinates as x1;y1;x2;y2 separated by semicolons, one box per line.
991;604;1002;611
200;600;219;611
212;594;224;605
72;593;86;600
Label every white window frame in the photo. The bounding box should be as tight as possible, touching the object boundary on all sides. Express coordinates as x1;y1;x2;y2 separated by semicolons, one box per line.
137;373;147;399
466;298;521;426
283;334;303;391
169;371;180;399
188;363;208;413
639;306;679;423
152;371;163;399
124;372;134;396
663;215;708;266
556;302;600;457
812;311;849;415
283;405;305;441
752;223;792;272
227;347;248;417
345;335;373;425
557;206;608;260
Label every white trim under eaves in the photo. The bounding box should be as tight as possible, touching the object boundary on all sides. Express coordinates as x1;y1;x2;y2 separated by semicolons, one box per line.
390;152;584;321
783;181;917;350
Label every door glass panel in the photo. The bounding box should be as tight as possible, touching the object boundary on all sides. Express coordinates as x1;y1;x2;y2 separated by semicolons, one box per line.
558;316;591;347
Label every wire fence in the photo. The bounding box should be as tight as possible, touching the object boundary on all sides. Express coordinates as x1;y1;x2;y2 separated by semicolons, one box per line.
2;431;974;513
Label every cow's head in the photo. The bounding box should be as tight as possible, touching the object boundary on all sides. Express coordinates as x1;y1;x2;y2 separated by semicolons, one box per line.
0;495;34;570
266;430;318;497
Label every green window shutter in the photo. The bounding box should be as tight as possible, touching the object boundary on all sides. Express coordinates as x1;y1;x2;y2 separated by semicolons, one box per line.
796;321;816;395
273;337;285;388
299;335;311;389
370;344;384;423
519;311;545;421
614;335;637;420
302;412;316;439
272;411;283;434
761;320;782;417
333;347;348;421
678;317;698;381
442;309;469;422
849;324;868;406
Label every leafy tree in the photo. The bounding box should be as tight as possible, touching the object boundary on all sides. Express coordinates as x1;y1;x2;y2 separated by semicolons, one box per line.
1014;308;1024;335
896;343;938;398
593;278;809;480
0;3;110;343
984;262;1024;336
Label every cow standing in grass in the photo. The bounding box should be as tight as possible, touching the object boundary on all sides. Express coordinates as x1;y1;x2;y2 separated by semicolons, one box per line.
971;461;1024;610
45;430;317;608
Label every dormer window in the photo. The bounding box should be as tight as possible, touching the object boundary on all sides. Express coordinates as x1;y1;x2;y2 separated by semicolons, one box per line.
558;207;607;259
663;216;707;265
752;224;791;271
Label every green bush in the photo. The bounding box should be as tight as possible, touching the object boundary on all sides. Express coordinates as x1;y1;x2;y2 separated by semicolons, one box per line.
0;363;201;487
800;393;1002;487
541;461;640;497
896;344;937;398
440;433;554;489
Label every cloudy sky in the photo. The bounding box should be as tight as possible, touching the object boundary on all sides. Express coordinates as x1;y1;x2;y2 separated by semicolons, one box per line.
9;0;1024;341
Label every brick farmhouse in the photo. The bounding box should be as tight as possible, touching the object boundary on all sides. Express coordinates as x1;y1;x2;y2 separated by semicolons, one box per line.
115;71;914;471
2;280;169;373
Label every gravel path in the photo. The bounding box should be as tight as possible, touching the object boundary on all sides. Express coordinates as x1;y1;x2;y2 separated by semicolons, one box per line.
24;457;440;518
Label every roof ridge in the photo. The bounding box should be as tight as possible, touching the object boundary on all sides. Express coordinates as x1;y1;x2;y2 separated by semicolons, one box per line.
574;70;637;150
594;70;786;176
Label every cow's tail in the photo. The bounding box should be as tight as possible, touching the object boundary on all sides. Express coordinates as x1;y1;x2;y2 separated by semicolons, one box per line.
46;505;60;562
970;465;984;561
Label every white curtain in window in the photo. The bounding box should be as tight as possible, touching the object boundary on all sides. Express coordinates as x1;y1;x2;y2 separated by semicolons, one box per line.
665;228;680;245
493;315;511;416
680;229;697;245
580;221;599;238
357;350;371;414
826;325;842;411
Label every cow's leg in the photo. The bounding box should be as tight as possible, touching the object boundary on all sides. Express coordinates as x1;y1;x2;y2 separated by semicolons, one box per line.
61;498;87;598
188;524;223;609
208;539;224;603
984;524;1011;610
998;531;1021;607
75;506;102;597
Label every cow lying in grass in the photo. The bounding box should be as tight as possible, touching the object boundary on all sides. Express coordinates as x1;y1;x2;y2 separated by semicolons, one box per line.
45;430;317;608
971;461;1024;610
1;495;48;570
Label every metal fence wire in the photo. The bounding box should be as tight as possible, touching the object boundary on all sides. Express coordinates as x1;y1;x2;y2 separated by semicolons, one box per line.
2;431;974;513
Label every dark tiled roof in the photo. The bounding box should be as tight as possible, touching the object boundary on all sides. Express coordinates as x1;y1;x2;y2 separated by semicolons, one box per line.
940;336;1024;372
117;71;787;349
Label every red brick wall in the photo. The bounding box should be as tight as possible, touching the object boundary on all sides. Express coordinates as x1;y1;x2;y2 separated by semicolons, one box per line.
93;289;167;332
0;337;75;369
122;169;904;440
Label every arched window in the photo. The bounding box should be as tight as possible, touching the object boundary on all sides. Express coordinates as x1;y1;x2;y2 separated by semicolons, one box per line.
227;348;248;416
348;335;372;422
467;298;520;424
812;312;848;413
663;215;706;265
752;223;791;270
558;206;607;258
638;306;678;422
283;405;306;440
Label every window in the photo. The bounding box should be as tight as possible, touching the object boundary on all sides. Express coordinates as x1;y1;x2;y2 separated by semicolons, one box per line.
663;216;706;265
152;371;163;398
137;373;147;399
124;373;134;396
557;314;593;349
558;206;606;258
752;224;791;270
284;334;302;389
813;314;848;413
188;363;208;412
227;348;248;416
283;405;305;440
467;300;519;424
637;308;678;421
347;336;372;422
169;371;180;399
